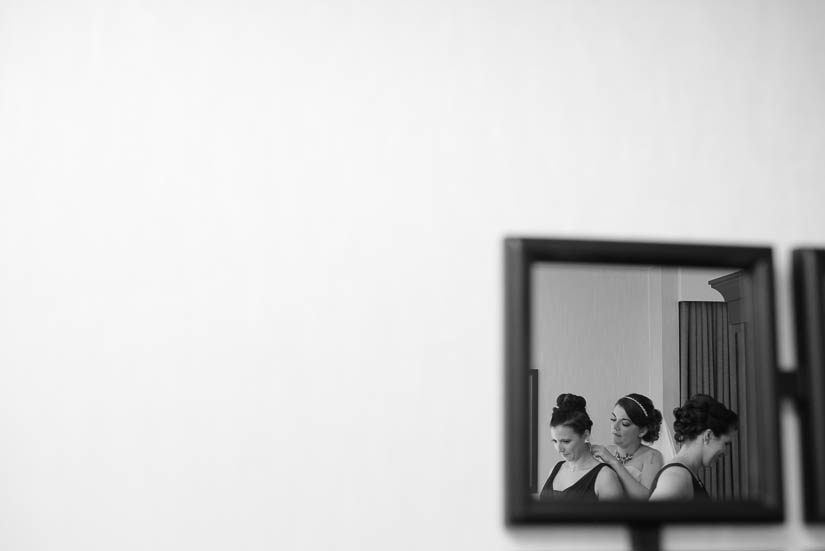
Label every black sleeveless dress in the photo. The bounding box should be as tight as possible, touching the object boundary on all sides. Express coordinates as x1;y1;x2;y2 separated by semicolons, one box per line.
538;461;613;502
648;463;709;500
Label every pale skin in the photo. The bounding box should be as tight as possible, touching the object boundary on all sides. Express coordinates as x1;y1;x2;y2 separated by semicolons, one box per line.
648;429;734;501
550;424;624;500
589;404;664;500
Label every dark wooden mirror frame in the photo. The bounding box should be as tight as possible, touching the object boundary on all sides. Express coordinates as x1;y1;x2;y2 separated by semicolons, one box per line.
505;238;784;529
793;248;825;522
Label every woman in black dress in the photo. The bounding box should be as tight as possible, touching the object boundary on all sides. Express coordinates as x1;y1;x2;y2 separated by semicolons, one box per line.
539;394;623;502
648;394;738;501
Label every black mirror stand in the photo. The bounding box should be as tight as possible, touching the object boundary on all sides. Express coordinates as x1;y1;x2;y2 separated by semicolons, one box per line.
778;370;802;402
630;524;661;551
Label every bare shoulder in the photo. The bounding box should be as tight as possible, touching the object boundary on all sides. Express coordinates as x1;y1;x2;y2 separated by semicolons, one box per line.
649;465;693;501
657;465;691;484
639;446;664;466
595;463;624;499
596;464;620;486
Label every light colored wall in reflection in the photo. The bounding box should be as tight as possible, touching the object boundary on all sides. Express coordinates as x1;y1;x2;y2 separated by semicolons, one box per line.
678;268;736;302
532;265;656;483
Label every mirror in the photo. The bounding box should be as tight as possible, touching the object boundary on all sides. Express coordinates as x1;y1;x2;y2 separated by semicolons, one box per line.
793;248;825;522
505;238;783;524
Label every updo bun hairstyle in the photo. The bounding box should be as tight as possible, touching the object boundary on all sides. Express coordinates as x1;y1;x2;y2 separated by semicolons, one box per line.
551;393;593;436
616;393;663;443
672;393;739;443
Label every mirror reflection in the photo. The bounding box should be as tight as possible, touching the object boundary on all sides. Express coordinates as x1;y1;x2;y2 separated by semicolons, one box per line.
530;263;756;502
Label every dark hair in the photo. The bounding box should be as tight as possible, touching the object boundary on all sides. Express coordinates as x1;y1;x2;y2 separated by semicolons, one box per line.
616;393;663;443
550;393;593;435
673;394;739;443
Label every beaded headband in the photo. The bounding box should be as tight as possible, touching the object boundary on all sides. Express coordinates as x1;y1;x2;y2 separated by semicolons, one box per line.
624;396;648;418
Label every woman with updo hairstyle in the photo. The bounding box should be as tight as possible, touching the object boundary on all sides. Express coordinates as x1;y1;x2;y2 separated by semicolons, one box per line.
538;393;623;502
589;393;665;499
648;394;739;501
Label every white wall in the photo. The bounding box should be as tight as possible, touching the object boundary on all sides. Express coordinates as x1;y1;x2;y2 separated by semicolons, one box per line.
2;1;825;550
532;264;655;485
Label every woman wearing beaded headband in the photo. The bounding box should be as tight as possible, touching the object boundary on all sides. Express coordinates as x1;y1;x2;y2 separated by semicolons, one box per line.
589;393;664;500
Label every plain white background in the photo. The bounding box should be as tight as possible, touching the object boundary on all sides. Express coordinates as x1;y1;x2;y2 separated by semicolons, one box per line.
2;1;825;549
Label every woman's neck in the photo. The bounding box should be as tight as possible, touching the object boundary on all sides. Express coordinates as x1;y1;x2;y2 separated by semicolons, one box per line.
673;441;703;475
566;453;596;471
615;441;643;456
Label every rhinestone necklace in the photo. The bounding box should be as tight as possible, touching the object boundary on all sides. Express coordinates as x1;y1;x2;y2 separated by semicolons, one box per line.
614;451;634;465
615;445;642;465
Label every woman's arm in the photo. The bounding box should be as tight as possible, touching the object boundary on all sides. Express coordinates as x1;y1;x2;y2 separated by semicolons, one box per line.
648;467;693;501
594;466;624;500
638;449;665;490
590;445;657;500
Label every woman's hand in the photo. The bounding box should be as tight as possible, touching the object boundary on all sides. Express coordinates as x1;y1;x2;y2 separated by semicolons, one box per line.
589;444;617;466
